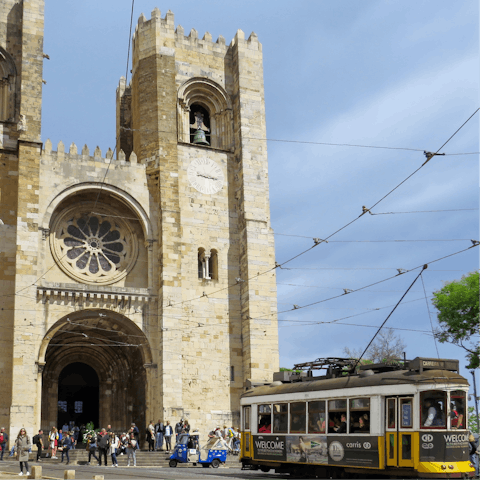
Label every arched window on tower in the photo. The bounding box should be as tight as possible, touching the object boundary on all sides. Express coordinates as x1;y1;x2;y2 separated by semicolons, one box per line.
198;247;218;280
178;78;233;150
0;47;17;122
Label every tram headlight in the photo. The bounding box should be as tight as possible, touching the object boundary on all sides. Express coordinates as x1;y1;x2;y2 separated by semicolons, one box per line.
448;465;454;470
469;463;474;468
441;465;447;470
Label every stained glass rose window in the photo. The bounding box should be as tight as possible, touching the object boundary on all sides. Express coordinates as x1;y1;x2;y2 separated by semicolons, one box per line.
51;207;138;285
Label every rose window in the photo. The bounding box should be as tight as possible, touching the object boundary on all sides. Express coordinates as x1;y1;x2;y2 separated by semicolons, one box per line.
51;207;138;285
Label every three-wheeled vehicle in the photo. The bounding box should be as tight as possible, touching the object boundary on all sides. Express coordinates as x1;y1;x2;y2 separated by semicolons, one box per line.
169;433;228;468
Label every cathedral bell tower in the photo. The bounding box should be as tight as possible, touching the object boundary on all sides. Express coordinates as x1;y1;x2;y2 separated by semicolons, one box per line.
116;9;279;424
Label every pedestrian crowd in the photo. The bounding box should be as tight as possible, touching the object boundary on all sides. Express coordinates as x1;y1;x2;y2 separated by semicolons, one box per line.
0;418;242;473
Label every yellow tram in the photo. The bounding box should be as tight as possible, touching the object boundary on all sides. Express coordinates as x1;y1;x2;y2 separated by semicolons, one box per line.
240;357;475;478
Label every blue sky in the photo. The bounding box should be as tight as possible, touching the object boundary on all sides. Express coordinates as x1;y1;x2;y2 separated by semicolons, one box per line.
42;1;479;394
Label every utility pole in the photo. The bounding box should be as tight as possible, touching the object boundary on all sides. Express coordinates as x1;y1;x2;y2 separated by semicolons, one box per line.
471;370;480;433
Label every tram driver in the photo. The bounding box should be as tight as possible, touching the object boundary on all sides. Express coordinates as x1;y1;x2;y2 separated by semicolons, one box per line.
423;398;445;427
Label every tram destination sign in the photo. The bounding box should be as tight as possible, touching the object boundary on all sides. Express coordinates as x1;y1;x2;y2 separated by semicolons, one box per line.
419;432;469;462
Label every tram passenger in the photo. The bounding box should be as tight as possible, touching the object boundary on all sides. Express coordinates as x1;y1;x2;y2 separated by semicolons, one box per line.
258;417;271;433
356;417;369;433
423;399;445;427
333;414;347;433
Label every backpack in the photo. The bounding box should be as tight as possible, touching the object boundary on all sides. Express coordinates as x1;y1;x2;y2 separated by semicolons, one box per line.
33;434;40;446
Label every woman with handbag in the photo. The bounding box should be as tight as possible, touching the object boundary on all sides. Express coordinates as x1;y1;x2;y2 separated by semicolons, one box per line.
15;428;31;476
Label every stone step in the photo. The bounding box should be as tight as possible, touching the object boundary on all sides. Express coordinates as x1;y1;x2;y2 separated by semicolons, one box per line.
33;450;241;467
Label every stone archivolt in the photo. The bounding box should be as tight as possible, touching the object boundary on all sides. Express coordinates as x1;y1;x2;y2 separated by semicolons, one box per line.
50;204;139;285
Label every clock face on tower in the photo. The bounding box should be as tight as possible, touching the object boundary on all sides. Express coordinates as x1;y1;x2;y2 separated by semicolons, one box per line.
187;158;224;195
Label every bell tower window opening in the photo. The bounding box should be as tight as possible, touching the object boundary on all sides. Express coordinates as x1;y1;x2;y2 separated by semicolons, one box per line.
190;104;210;145
177;78;234;150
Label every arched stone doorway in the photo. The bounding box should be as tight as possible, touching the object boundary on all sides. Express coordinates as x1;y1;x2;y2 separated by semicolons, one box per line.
57;363;99;429
40;310;152;434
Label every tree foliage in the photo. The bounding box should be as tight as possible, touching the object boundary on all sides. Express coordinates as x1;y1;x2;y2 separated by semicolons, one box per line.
344;329;406;364
432;271;479;369
468;406;479;434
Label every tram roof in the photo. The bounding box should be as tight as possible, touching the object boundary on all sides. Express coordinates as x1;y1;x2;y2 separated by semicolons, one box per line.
241;368;468;399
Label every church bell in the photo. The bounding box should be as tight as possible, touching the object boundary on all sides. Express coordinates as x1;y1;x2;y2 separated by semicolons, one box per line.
192;128;210;146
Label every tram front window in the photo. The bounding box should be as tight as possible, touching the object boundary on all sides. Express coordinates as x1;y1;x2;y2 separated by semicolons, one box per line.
421;390;446;428
258;404;272;433
450;390;466;429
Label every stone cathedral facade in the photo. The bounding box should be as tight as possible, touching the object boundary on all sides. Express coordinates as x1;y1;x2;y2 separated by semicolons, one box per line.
0;1;279;437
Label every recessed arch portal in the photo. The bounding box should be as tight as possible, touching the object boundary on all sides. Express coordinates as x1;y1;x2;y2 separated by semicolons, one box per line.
40;310;152;433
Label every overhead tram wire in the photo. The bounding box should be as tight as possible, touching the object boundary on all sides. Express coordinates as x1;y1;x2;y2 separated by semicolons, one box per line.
274;236;473;242
353;265;428;368
420;272;441;358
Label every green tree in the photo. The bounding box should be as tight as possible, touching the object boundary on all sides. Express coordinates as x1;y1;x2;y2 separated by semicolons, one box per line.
432;271;479;369
468;406;479;434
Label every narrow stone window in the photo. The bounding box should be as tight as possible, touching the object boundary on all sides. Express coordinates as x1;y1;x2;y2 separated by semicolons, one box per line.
230;365;235;382
209;249;218;280
198;248;218;280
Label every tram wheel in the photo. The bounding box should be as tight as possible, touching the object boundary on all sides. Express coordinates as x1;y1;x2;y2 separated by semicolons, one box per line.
260;466;271;472
169;459;177;468
211;459;221;468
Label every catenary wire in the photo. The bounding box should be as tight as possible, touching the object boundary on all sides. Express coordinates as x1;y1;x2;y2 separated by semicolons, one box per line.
420;273;440;359
354;266;427;367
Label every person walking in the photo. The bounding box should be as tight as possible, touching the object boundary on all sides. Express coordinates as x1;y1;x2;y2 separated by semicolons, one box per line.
0;428;8;461
97;429;109;466
126;433;137;467
154;420;164;451
15;428;31;476
469;434;479;477
164;421;173;452
60;432;72;465
32;430;43;462
108;432;119;467
85;433;99;465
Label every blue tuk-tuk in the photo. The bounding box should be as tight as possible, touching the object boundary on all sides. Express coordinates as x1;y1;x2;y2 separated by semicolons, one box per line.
169;433;228;468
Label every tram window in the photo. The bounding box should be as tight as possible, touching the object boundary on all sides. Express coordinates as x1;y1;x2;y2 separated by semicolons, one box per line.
387;398;396;429
350;398;370;433
402;434;412;459
450;390;466;430
421;390;446;428
243;406;251;430
290;402;306;434
308;400;326;434
400;398;413;428
328;399;347;434
273;404;288;433
258;404;272;433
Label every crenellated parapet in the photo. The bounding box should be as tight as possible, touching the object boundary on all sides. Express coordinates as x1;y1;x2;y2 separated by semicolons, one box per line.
42;139;140;165
131;8;261;64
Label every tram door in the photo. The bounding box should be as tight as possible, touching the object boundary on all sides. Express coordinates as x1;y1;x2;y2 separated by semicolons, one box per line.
385;396;415;468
